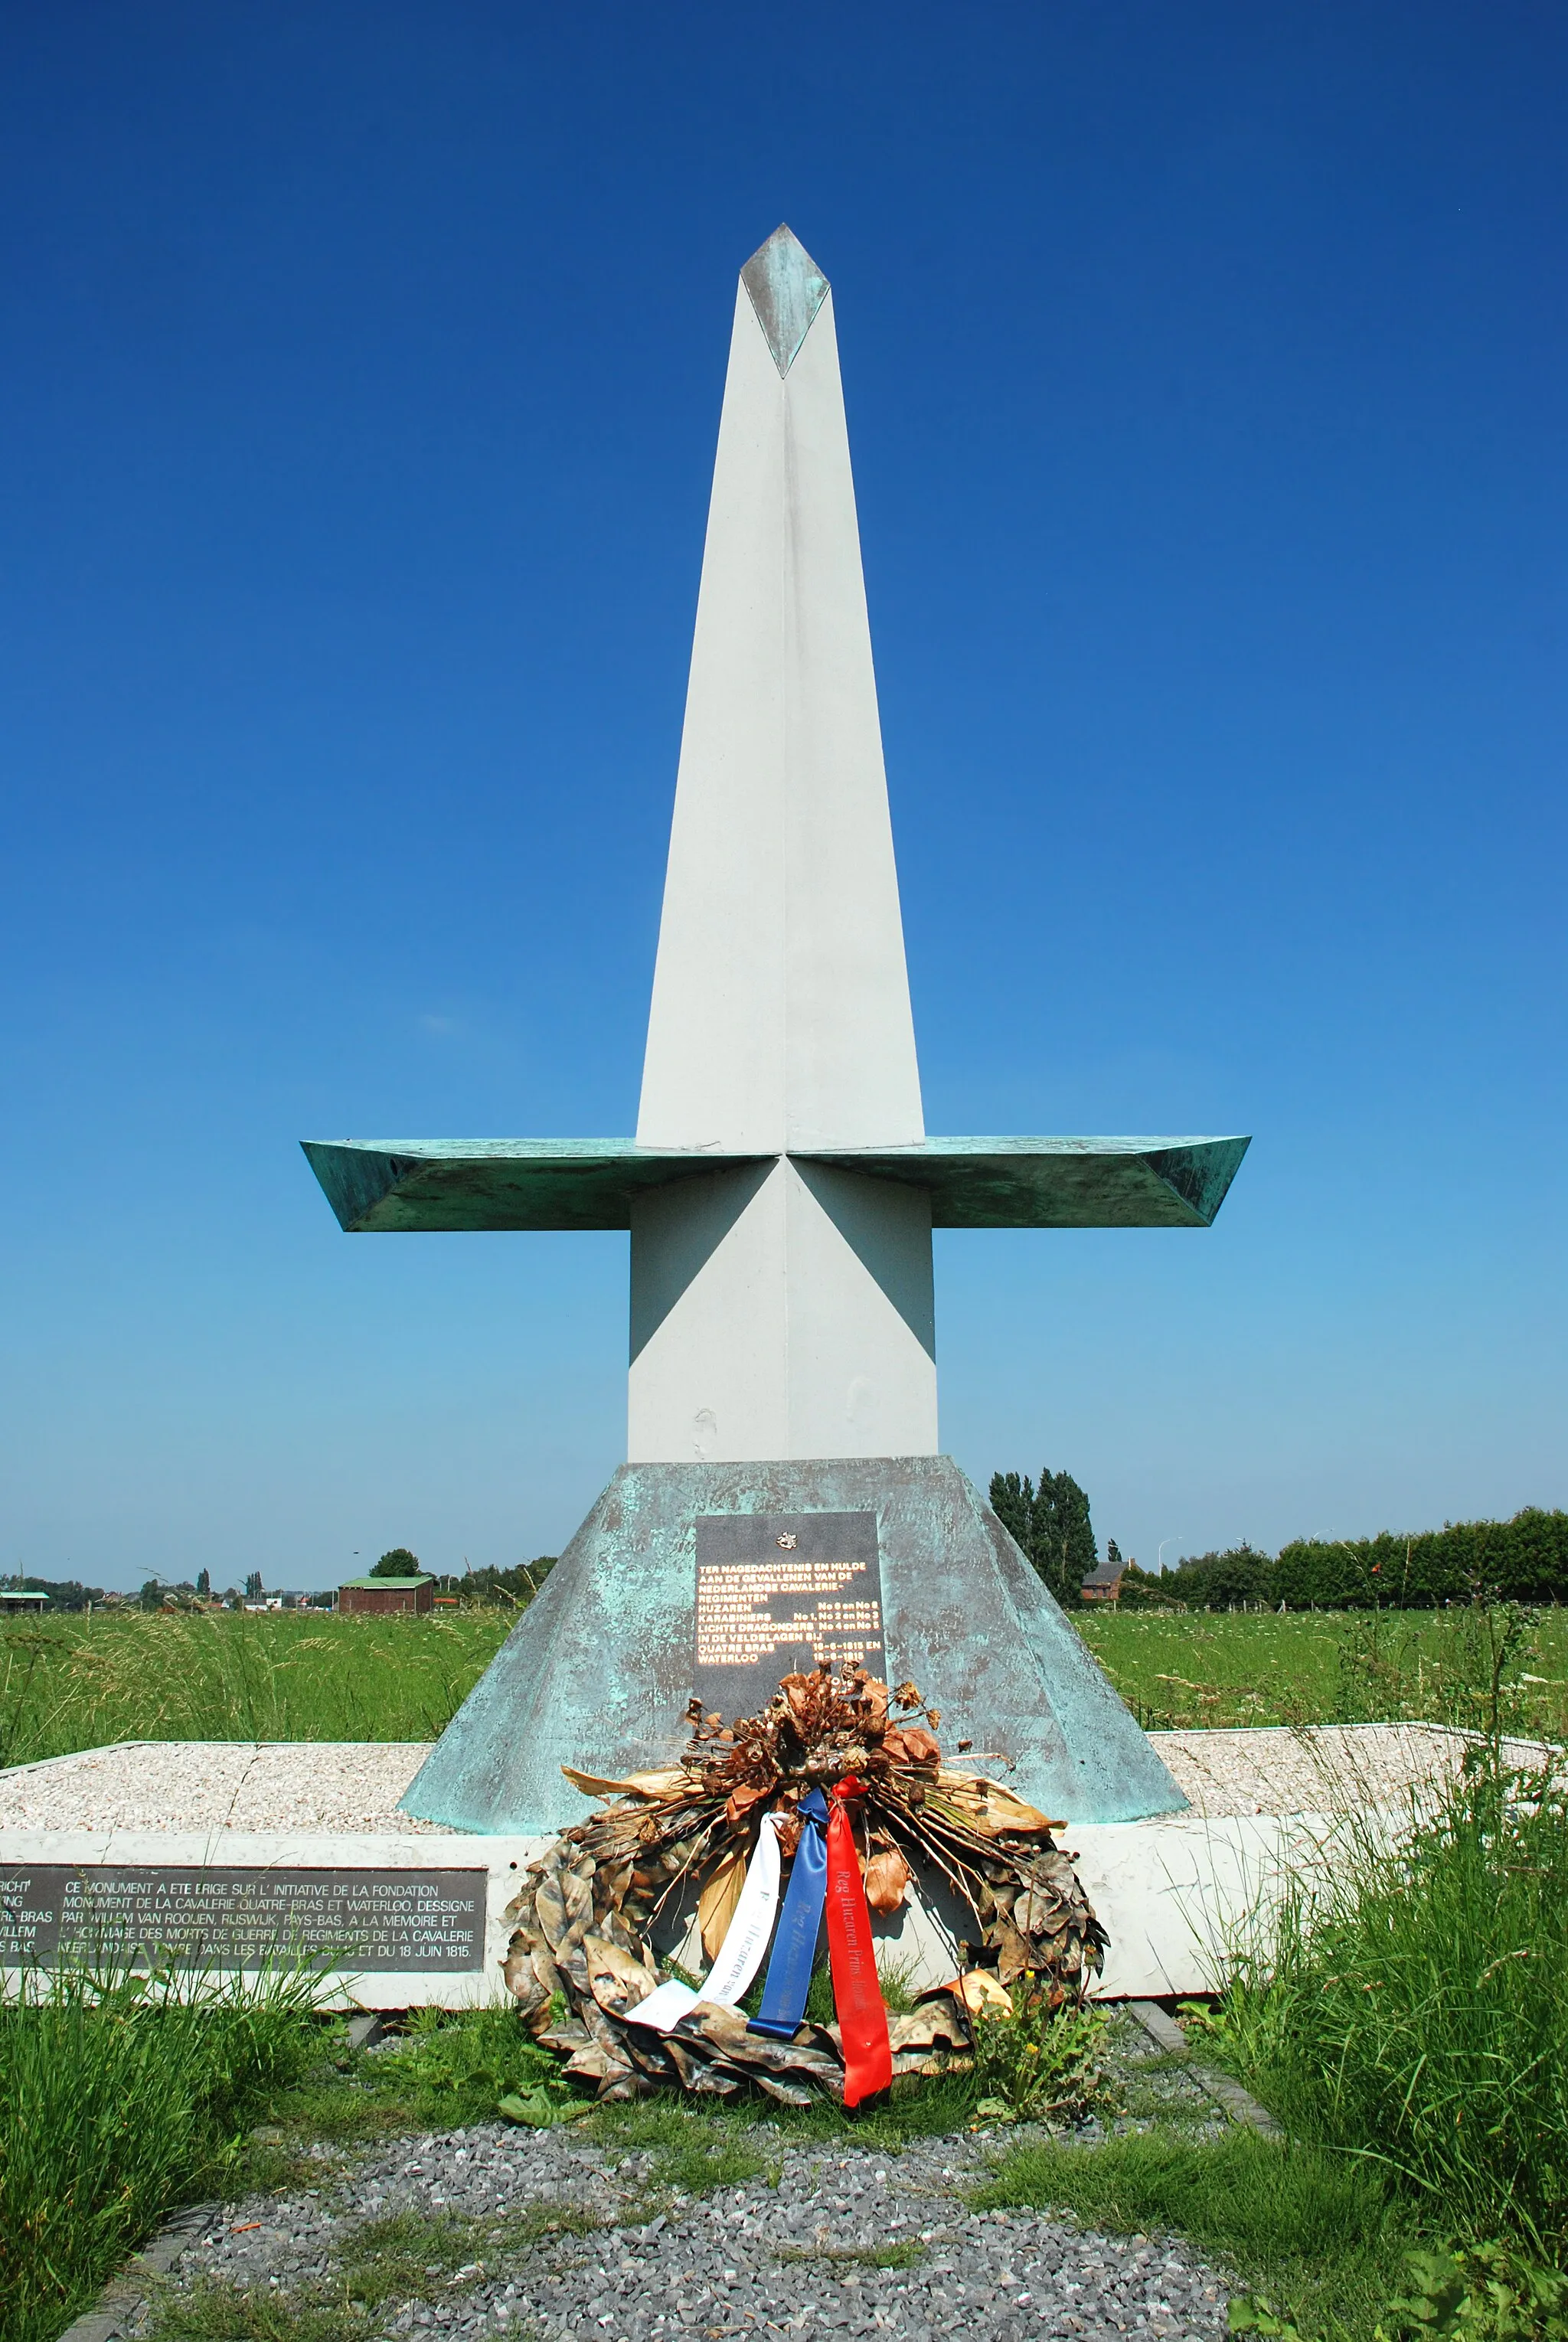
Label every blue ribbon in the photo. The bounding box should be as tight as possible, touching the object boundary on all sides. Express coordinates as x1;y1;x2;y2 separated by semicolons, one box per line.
747;1788;828;2040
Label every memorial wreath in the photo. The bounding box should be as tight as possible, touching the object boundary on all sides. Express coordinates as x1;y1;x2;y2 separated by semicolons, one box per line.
501;1664;1108;2105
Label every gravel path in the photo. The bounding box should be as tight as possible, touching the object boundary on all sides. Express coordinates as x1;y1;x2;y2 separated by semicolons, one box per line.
135;2095;1230;2342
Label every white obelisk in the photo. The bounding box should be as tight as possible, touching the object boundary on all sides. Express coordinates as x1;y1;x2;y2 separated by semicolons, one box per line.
629;227;938;1465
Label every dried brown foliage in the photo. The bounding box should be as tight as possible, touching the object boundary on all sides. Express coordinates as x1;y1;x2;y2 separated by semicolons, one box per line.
501;1664;1107;2102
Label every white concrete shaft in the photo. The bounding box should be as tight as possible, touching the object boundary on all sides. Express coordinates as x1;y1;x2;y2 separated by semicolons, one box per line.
629;234;934;1461
628;1157;937;1462
636;271;923;1155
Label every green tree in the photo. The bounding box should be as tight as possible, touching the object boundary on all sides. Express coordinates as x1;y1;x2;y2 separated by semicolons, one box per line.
443;1556;558;1605
195;1568;211;1598
372;1548;422;1578
1040;1470;1096;1605
243;1571;263;1600
6;1576;103;1612
1169;1541;1273;1608
988;1468;1097;1607
989;1472;1034;1556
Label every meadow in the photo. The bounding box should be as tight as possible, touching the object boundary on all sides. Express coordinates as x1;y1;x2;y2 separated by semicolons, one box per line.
3;1599;1565;1772
0;1605;512;1769
1080;1603;1568;1741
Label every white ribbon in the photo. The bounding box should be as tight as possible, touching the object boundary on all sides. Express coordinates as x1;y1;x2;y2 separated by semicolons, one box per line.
626;1812;782;2033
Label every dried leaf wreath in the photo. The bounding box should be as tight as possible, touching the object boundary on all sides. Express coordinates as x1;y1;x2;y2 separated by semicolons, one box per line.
501;1664;1108;2103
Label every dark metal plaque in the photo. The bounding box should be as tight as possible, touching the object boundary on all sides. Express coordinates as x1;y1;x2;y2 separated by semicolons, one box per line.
0;1863;488;1975
693;1510;884;1720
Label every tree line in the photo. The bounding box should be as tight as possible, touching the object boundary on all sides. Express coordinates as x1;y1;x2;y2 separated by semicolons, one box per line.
1;1551;559;1612
987;1472;1568;1612
1125;1509;1568;1609
370;1550;560;1603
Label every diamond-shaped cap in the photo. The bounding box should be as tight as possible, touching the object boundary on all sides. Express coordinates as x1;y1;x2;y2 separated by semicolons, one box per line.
740;224;829;376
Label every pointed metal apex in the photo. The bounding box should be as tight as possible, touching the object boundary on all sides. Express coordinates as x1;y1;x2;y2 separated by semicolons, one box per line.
740;224;829;376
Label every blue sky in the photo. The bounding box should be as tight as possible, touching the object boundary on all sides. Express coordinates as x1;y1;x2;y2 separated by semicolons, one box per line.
2;2;1563;1593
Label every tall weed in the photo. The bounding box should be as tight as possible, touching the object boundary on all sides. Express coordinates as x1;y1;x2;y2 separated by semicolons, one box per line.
0;1608;510;1765
969;1997;1112;2123
0;1961;322;2342
1075;1607;1568;1739
1331;1605;1549;1738
1209;1749;1568;2255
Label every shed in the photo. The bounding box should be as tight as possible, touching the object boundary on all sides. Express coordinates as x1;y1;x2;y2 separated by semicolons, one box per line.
338;1574;434;1616
0;1589;48;1612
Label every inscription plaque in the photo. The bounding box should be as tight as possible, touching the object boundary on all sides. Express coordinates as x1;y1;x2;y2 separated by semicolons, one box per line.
694;1510;884;1720
0;1863;487;1975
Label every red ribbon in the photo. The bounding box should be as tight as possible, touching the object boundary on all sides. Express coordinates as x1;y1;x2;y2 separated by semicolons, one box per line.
825;1777;892;2106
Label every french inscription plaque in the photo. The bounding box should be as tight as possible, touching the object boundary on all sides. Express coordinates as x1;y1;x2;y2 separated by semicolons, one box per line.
0;1863;487;1975
693;1510;884;1720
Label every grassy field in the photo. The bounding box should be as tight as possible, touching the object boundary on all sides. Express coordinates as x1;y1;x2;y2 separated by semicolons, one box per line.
1080;1604;1568;1740
0;1608;512;1769
2;1602;1565;1771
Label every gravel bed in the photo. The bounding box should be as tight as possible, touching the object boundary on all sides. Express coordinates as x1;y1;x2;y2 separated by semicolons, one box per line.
138;2118;1229;2342
129;2025;1228;2341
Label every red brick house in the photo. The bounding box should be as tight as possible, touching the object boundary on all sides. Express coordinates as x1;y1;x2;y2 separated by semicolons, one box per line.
338;1573;435;1616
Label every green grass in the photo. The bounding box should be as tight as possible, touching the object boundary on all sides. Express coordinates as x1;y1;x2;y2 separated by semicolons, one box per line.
972;1728;1568;2334
145;2279;368;2341
145;2200;611;2341
1077;1605;1568;1739
587;2097;776;2195
0;1607;511;1765
1205;1747;1568;2258
57;2005;608;2342
0;1984;590;2342
0;1963;325;2342
976;2126;1413;2342
336;2202;603;2307
5;1599;1563;1770
336;2208;487;2308
775;2239;926;2268
243;2004;588;2174
583;2059;988;2155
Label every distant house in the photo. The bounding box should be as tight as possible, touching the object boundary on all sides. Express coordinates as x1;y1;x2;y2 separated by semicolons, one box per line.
0;1588;48;1612
1080;1555;1127;1603
338;1573;435;1617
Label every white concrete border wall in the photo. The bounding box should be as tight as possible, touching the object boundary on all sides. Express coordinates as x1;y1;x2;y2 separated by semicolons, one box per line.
1070;1811;1342;2000
0;1809;1356;2010
0;1830;549;2012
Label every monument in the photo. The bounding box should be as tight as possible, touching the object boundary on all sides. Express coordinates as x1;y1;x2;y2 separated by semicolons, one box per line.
304;227;1248;1837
